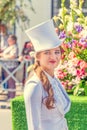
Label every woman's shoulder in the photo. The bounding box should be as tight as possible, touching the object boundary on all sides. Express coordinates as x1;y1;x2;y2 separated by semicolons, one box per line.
26;73;40;83
24;74;43;98
24;73;42;91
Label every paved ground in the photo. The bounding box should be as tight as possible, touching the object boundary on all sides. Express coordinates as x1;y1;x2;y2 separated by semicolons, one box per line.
0;109;12;130
0;92;12;130
0;86;23;130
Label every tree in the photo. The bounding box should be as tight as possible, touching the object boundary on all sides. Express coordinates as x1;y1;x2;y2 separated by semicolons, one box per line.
0;0;35;29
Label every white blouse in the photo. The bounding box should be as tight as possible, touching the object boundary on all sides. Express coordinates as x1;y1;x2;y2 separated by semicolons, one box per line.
2;44;19;69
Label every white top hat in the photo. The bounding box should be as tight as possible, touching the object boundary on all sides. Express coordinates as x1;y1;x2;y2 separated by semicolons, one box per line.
25;19;63;52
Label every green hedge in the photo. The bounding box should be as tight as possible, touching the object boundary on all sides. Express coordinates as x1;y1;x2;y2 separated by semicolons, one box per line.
11;95;87;130
11;96;28;130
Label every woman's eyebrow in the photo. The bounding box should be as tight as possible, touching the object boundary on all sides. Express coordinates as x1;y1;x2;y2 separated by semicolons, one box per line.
43;49;60;53
44;50;50;52
54;49;60;51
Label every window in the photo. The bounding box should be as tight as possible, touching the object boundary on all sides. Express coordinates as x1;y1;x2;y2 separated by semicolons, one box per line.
52;0;87;16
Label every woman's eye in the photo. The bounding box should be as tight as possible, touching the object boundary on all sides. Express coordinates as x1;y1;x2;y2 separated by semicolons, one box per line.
44;51;50;54
55;51;61;54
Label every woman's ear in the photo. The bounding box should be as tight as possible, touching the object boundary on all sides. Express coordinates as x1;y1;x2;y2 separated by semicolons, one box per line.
35;57;40;62
35;52;41;61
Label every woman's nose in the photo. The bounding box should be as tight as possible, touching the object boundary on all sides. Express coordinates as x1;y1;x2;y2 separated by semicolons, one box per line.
50;53;56;59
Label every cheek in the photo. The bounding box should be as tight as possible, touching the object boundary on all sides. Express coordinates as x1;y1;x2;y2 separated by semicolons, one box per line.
56;54;61;61
56;56;61;65
41;58;47;64
39;57;48;66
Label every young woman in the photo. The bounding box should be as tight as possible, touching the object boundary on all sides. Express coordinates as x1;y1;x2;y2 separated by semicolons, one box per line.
24;19;71;130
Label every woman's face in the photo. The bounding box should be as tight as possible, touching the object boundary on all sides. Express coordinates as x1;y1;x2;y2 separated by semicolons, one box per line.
36;47;61;75
7;37;16;46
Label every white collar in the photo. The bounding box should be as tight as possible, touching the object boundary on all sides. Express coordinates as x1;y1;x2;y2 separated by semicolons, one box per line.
43;71;56;85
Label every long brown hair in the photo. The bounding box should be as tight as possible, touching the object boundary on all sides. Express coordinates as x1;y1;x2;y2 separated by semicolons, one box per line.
33;58;55;109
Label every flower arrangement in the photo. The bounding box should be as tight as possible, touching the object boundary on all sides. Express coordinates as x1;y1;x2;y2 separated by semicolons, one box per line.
54;0;87;95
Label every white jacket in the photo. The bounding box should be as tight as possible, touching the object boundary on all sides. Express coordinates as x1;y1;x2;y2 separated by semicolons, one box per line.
24;72;71;130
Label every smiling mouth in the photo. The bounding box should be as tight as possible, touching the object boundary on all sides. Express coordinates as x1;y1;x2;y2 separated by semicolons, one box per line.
49;61;56;63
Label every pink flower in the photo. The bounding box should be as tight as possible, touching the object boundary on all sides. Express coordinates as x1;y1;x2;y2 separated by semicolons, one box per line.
79;60;87;69
68;51;76;59
76;68;85;78
57;70;67;79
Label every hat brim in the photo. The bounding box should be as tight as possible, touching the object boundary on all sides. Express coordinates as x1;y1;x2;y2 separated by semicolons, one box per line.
29;40;63;57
